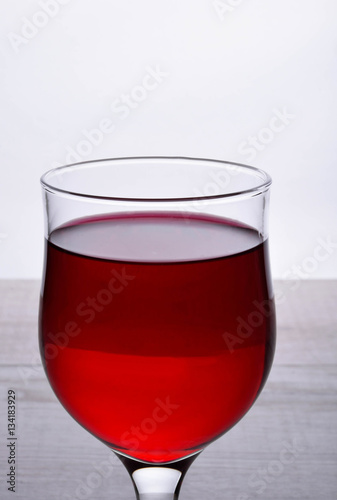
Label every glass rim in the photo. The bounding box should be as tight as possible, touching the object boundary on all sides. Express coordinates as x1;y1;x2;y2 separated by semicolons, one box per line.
40;156;272;202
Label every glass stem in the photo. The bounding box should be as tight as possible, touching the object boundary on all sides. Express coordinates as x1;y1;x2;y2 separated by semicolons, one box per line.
116;453;200;500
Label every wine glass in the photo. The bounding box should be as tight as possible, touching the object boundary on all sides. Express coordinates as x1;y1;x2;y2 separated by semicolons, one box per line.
39;157;276;499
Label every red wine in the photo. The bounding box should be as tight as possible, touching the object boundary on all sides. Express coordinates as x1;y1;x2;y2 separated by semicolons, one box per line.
39;213;275;463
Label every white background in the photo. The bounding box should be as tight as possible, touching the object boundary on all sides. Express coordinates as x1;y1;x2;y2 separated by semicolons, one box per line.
0;0;336;279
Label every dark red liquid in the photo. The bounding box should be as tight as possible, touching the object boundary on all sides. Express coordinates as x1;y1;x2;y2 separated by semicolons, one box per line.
39;213;275;463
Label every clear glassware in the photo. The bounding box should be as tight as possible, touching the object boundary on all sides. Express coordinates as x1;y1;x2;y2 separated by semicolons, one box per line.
39;157;276;500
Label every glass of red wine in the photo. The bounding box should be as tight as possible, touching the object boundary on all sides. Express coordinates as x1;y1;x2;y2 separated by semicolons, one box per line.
39;157;276;499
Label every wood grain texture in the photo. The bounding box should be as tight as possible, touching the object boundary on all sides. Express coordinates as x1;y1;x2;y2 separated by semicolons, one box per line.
0;280;336;499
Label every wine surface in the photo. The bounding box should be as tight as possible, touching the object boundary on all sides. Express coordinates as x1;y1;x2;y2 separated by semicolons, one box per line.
40;213;276;463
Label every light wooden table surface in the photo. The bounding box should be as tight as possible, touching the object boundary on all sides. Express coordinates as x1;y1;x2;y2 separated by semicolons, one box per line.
0;280;336;500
